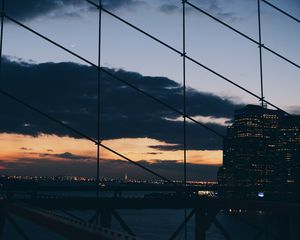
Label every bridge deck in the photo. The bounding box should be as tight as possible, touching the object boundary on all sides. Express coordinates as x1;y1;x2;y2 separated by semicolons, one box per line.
1;196;299;215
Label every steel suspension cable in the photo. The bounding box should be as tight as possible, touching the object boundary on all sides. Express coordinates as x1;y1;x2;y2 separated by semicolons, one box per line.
262;0;300;24
0;88;175;185
182;1;188;239
85;1;291;115
182;0;187;186
185;1;300;69
0;89;97;144
0;0;4;80
100;68;225;137
3;14;97;68
258;0;264;107
4;10;290;146
0;11;177;186
96;0;102;197
2;6;291;160
3;13;225;137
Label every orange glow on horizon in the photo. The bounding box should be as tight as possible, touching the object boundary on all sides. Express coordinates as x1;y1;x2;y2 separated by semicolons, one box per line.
0;133;222;169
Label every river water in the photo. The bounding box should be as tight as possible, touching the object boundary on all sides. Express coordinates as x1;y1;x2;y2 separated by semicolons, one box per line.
2;190;300;239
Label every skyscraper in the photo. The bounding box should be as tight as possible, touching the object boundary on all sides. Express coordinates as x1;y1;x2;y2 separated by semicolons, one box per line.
218;105;300;188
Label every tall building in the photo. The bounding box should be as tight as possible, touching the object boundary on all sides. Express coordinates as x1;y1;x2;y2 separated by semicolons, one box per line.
218;105;300;188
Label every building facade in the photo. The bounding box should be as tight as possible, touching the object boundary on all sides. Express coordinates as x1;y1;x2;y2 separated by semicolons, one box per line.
218;105;300;188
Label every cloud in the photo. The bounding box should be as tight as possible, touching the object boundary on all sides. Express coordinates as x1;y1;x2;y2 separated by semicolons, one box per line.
0;57;243;150
149;144;182;151
101;0;146;11
4;0;145;21
163;115;232;126
20;147;32;151
288;106;300;115
158;0;240;22
159;4;179;14
39;152;92;161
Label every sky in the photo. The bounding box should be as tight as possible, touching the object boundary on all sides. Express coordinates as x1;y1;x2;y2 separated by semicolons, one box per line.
0;0;299;181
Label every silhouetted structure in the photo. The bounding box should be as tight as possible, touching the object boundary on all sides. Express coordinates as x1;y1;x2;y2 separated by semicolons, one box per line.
218;105;300;189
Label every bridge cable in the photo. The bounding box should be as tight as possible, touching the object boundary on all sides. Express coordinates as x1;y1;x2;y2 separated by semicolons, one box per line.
261;0;300;24
182;1;188;239
3;13;225;138
96;0;102;198
4;11;291;128
85;1;292;115
257;0;264;107
185;1;300;70
0;2;295;186
0;88;175;185
0;0;4;81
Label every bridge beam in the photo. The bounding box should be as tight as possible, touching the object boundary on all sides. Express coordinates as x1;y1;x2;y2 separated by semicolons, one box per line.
112;210;135;236
213;218;232;240
169;209;195;240
0;206;7;239
9;204;135;240
6;214;30;240
100;210;112;228
195;209;206;240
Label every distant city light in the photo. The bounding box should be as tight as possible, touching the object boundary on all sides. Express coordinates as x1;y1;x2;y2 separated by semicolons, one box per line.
258;192;264;198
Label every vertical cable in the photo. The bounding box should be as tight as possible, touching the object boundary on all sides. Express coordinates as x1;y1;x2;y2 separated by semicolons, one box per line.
182;0;187;188
258;0;267;186
96;0;102;198
0;0;4;80
258;0;264;108
182;1;187;239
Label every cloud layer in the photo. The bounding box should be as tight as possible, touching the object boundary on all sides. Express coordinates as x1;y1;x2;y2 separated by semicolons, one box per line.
0;57;242;150
3;0;240;23
3;0;144;21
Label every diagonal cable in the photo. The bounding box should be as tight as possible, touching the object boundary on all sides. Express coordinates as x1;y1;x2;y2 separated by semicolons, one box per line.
0;88;97;144
100;68;225;137
86;0;182;55
0;88;175;185
3;13;225;137
0;1;4;77
3;14;97;68
99;142;176;184
3;9;290;141
185;1;300;69
85;1;291;115
262;0;300;24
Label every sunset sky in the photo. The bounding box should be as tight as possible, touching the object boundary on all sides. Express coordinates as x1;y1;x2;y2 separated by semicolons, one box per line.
0;0;299;181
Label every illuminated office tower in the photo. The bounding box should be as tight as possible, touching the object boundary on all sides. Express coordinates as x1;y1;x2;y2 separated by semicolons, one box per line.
218;105;300;187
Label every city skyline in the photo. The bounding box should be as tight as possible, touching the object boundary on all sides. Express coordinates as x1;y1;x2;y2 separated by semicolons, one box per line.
0;0;300;180
218;104;300;188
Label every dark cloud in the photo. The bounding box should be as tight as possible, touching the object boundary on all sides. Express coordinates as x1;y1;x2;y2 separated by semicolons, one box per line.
20;147;32;151
149;144;182;151
0;57;242;150
101;0;145;11
159;4;179;14
158;0;239;22
4;0;88;21
0;157;219;181
39;152;91;161
146;152;162;155
2;0;240;23
4;0;145;21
